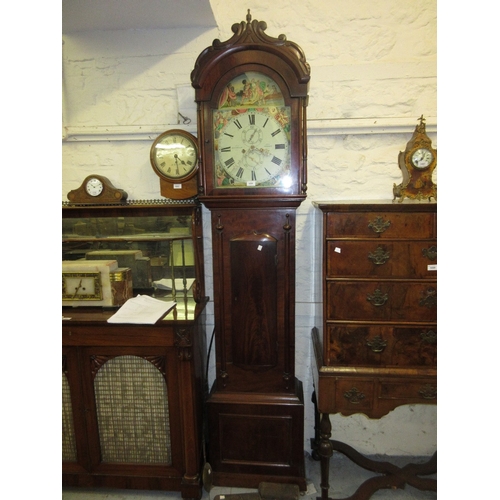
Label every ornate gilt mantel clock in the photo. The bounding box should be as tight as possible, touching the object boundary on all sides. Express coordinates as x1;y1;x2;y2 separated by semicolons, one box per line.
393;115;437;202
191;10;310;489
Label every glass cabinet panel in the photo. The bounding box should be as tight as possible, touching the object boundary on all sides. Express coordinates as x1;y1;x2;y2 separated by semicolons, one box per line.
62;202;204;302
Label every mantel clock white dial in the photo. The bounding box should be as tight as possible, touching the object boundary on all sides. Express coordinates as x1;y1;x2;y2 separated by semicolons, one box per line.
85;177;104;196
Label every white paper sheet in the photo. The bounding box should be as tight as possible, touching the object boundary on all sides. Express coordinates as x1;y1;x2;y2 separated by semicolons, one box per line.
107;295;176;324
153;278;195;291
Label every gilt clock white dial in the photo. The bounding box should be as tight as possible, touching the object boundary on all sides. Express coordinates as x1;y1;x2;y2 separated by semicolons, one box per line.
62;272;102;301
85;177;104;197
411;148;434;169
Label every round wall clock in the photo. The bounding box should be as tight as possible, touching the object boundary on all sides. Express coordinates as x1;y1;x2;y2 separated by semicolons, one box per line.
394;115;437;202
150;129;199;199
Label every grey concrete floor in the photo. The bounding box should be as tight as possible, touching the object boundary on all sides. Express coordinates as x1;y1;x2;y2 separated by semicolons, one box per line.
62;451;436;500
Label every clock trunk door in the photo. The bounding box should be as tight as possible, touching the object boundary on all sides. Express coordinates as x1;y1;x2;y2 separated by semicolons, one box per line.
230;234;278;370
211;208;296;393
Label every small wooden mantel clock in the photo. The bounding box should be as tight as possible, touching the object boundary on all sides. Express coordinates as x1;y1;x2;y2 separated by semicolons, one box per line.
191;10;310;490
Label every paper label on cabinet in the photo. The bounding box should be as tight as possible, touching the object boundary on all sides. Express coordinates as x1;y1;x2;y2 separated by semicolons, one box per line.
334;247;341;253
427;264;437;271
173;183;182;189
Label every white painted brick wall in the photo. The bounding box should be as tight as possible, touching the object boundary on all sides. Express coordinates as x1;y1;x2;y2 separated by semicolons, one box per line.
62;0;437;456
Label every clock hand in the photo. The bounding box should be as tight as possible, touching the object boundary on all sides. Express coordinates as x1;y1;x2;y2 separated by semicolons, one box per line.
173;154;180;175
72;279;83;298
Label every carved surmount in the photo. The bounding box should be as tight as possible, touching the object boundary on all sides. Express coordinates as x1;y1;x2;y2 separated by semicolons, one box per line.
191;10;311;91
368;216;391;235
368;246;390;265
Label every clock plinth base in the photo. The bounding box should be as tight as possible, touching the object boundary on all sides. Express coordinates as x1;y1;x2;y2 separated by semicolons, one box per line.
207;378;306;491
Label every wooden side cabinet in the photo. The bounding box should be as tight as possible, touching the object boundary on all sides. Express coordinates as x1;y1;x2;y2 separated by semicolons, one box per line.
311;201;437;500
62;201;208;499
62;302;207;499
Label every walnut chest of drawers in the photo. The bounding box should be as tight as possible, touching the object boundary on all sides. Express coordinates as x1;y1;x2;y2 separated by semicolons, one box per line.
310;200;437;499
312;201;437;419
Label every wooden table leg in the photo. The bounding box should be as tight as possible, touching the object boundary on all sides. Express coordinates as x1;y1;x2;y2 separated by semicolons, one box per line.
318;413;333;500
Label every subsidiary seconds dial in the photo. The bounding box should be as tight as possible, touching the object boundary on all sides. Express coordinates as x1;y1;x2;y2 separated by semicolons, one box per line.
215;107;291;187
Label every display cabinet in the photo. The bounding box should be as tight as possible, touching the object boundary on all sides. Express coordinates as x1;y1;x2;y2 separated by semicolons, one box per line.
62;200;208;499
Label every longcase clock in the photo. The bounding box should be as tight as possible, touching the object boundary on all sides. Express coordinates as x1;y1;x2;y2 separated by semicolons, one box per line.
191;10;310;490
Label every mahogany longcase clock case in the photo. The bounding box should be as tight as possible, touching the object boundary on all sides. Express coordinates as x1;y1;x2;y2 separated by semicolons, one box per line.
191;11;310;489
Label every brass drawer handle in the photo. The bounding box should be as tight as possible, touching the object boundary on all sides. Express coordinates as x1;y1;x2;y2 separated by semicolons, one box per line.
420;330;437;344
419;287;437;309
419;384;437;400
368;246;390;265
368;216;391;234
422;245;437;261
344;387;366;404
366;335;387;353
366;289;388;307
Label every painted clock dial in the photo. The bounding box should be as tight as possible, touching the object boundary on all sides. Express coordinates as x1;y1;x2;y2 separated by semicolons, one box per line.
213;72;292;189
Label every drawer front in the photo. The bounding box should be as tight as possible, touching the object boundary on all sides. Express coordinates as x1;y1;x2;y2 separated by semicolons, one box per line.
334;377;437;417
326;240;437;278
326;281;437;322
326;212;436;239
325;324;437;367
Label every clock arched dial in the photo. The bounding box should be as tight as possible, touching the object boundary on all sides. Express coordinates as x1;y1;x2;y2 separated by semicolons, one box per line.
214;72;292;189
